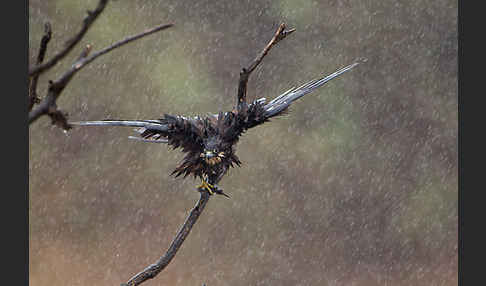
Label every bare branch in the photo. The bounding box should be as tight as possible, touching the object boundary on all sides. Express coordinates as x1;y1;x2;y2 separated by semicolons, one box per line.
29;22;52;111
28;23;174;127
28;0;108;77
76;23;174;69
122;190;212;286
236;23;295;112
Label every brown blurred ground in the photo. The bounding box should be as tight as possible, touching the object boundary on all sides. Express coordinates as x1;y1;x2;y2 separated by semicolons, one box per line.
29;0;457;285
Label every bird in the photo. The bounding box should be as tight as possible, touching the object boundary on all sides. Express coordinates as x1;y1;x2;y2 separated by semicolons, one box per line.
70;61;361;197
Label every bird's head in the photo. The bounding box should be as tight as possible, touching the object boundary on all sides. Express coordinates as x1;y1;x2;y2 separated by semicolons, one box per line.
201;136;226;166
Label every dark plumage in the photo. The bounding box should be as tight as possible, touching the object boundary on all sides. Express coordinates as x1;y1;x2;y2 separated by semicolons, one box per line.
71;61;360;196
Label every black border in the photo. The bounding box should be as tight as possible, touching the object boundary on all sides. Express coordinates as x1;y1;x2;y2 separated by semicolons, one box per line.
7;0;29;285
459;0;476;285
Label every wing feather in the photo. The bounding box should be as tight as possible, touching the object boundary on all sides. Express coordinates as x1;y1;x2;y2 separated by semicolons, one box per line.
70;115;204;153
70;120;168;131
262;60;362;118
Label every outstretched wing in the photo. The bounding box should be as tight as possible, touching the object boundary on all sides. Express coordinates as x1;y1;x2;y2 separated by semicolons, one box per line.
217;60;362;145
70;114;205;153
244;60;363;129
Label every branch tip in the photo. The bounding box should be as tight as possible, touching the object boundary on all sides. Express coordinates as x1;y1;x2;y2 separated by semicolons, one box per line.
236;22;296;109
43;22;52;38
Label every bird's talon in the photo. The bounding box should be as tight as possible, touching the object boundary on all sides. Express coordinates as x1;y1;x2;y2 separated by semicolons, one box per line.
197;179;215;195
207;186;215;195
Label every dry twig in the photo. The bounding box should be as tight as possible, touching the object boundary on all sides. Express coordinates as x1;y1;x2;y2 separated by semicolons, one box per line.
236;23;295;112
29;22;52;111
28;0;173;129
28;0;108;77
122;191;211;286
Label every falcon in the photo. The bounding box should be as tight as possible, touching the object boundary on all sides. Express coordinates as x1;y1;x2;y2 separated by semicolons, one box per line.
71;25;361;197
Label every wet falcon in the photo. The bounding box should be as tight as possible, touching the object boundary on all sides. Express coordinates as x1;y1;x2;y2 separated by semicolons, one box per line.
71;61;361;197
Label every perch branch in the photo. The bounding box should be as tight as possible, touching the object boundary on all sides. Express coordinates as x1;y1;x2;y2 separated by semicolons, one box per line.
236;23;295;112
28;0;108;77
122;190;212;286
28;23;174;128
29;22;52;111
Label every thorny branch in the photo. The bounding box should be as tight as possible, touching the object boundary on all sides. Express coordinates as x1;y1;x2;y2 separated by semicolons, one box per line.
236;23;295;112
122;190;212;286
28;0;173;129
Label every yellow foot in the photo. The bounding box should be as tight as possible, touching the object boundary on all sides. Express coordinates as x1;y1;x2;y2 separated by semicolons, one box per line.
197;179;215;195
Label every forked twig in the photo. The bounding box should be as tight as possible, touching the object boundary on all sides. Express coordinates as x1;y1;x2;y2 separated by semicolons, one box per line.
28;0;108;77
237;23;295;112
28;23;174;128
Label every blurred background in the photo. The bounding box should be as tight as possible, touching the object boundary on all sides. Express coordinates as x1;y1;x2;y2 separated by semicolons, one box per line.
29;0;457;285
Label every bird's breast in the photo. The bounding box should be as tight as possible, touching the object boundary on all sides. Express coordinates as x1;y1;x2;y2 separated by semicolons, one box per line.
205;156;223;166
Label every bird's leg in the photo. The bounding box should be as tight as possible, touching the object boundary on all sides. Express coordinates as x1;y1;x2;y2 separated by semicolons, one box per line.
197;176;215;195
197;176;230;198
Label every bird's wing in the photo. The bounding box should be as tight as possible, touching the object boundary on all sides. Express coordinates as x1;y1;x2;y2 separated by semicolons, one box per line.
244;60;363;129
70;115;204;152
70;119;168;130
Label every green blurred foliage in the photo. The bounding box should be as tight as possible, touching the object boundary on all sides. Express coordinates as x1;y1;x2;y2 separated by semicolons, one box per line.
29;0;457;285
